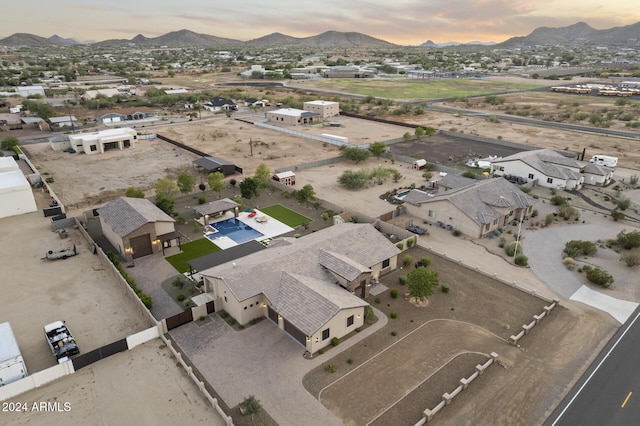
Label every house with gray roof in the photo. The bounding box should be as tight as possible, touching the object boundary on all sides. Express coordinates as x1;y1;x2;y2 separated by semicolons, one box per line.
490;149;584;190
403;178;534;238
97;197;178;259
200;223;400;353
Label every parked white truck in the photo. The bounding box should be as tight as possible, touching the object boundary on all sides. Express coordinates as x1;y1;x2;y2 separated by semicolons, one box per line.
0;322;28;386
44;321;79;363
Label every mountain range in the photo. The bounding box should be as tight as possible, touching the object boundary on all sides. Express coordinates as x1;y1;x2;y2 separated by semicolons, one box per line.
1;22;639;49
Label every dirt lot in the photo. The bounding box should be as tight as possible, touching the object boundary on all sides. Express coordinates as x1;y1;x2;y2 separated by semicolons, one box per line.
303;247;619;426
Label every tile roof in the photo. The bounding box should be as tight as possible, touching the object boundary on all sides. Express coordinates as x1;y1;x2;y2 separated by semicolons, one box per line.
493;149;582;180
405;178;534;225
582;162;612;176
97;197;175;237
319;250;371;281
192;198;239;216
201;223;400;302
272;272;367;336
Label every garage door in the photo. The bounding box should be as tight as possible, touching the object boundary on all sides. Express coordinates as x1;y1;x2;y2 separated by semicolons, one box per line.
129;234;152;259
267;306;279;324
283;319;307;347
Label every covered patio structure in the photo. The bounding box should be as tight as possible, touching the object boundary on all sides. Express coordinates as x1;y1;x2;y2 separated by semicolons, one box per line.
193;198;240;227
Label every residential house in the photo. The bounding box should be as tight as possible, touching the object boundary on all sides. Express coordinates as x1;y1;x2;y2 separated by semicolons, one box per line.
193;156;239;176
98;110;155;125
582;162;614;187
0;157;37;219
49;116;77;128
97;197;179;259
67;128;137;155
266;108;320;126
244;98;266;108
200;223;400;353
203;97;237;112
81;88;121;101
403;178;534;238
303;100;340;119
491;149;584;190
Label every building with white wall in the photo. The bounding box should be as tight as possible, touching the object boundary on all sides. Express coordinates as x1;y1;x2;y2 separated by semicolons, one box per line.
266;108;320;126
67;128;137;155
0;157;37;219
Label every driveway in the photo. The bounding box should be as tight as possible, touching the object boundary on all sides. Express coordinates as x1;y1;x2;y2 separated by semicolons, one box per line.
169;308;388;426
523;222;639;324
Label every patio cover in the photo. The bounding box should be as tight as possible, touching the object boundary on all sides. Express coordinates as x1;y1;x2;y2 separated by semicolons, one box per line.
188;240;266;273
193;198;240;217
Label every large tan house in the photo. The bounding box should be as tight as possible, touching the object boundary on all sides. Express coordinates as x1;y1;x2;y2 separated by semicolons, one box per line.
200;223;400;353
266;108;320;126
302;100;340;119
403;177;534;238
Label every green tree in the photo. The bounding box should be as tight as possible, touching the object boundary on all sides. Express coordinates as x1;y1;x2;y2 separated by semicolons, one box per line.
155;178;178;200
1;136;20;150
402;132;412;142
341;147;370;164
407;267;439;301
124;187;145;198
424;126;437;139
414;127;426;138
207;171;226;198
295;184;316;208
370;166;392;185
338;169;369;190
177;172;195;195
422;171;433;181
241;395;261;419
254;163;271;189
22;100;55;120
239;177;259;203
368;141;387;160
155;196;175;216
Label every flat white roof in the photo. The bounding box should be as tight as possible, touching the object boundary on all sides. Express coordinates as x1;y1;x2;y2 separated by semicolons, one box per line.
70;127;136;141
270;108;307;117
0;156;19;173
276;171;295;178
0;170;31;192
305;100;339;105
0;322;21;361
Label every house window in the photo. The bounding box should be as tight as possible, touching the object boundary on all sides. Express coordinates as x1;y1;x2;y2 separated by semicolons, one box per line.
90;145;97;152
224;296;227;302
547;177;553;184
322;328;330;340
347;315;354;327
428;210;435;218
528;173;534;179
382;258;390;268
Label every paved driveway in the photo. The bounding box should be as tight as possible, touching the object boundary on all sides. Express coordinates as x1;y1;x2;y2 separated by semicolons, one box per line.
170;308;387;426
523;222;639;323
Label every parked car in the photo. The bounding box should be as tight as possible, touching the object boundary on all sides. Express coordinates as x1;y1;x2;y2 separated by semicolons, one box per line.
407;225;428;235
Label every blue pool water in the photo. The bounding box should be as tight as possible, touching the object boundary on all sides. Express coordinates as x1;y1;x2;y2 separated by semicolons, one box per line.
394;190;411;201
206;218;264;244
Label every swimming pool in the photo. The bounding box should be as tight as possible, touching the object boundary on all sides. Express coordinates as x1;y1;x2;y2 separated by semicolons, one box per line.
205;217;264;245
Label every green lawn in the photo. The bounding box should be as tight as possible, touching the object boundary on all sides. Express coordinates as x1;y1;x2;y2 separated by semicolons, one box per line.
261;204;312;228
166;238;220;273
310;78;544;99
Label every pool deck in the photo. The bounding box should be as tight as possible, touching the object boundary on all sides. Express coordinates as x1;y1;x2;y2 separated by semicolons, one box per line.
205;210;294;249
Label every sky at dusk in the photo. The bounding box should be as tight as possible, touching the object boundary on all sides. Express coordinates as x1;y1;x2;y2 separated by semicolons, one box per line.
3;0;640;45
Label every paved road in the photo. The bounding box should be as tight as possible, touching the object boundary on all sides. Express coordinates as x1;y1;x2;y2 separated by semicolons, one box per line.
546;305;640;426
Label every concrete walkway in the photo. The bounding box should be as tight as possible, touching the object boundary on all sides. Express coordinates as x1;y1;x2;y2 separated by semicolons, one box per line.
170;307;388;426
523;223;639;324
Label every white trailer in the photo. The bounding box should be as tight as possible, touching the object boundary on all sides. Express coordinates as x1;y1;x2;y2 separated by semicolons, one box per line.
0;322;28;386
589;155;618;168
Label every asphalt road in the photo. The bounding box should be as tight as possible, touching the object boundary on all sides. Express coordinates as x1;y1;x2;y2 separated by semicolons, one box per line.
545;305;640;426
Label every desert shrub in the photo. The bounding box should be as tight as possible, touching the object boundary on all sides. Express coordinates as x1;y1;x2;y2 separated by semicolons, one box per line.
620;251;640;267
617;197;631;210
583;265;614;287
545;214;555;225
374;297;381;304
391;331;397;336
452;229;462;237
407;238;415;248
325;364;337;373
177;294;186;302
364;306;375;322
415;257;432;268
347;358;354;364
558;205;580;221
402;255;413;266
331;337;340;347
396;242;404;250
390;288;399;299
390;312;398;319
550;195;567;206
616;230;640;249
565;240;597;257
441;283;451;293
398;275;407;285
499;237;506;248
611;210;625;221
514;254;529;266
505;242;522;257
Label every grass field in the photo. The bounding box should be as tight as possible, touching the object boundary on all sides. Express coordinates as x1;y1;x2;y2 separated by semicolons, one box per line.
307;78;544;99
261;204;312;228
166;238;221;273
